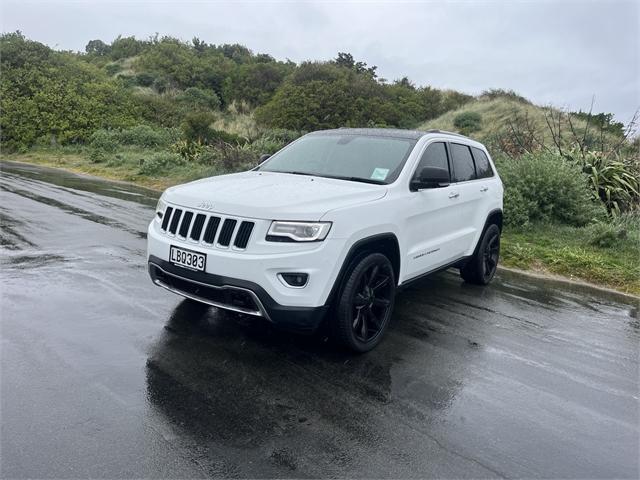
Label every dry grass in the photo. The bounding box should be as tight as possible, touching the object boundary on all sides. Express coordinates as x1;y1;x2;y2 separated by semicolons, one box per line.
420;97;619;149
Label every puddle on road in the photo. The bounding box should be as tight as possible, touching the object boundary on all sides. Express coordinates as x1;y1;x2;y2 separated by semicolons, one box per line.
1;161;159;206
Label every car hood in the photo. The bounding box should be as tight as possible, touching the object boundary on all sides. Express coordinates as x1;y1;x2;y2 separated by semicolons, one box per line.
163;171;388;220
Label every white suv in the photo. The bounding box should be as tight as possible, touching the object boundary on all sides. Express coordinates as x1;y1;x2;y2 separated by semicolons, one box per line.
147;128;503;351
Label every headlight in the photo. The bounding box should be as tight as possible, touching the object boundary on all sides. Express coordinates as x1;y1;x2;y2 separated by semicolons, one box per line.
155;194;168;223
267;221;332;242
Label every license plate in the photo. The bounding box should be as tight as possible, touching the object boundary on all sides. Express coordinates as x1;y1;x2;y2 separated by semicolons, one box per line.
170;245;206;272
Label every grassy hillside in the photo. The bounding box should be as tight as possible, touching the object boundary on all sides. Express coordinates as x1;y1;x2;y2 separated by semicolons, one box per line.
420;95;627;156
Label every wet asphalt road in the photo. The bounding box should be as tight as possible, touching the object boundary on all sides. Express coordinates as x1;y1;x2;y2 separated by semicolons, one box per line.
1;160;639;479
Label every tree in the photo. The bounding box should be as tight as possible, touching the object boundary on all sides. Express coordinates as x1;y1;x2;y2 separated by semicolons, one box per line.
85;39;111;56
334;52;377;77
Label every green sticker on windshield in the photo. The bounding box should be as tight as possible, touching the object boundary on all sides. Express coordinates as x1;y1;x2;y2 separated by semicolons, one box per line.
371;168;389;181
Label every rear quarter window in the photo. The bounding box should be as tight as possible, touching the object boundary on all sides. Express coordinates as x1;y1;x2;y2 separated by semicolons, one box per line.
471;147;494;179
450;143;476;182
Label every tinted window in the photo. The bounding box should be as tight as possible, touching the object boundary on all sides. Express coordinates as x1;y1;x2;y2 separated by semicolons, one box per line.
450;143;476;182
259;134;417;184
413;142;449;180
472;147;494;179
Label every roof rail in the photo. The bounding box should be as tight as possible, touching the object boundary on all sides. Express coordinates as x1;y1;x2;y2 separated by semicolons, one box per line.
424;129;468;138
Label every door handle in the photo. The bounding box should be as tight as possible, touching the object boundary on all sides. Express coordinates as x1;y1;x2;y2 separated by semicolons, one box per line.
480;186;489;192
448;192;460;199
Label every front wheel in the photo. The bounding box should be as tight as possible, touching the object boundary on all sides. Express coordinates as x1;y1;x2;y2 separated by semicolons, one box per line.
334;253;396;352
460;224;501;285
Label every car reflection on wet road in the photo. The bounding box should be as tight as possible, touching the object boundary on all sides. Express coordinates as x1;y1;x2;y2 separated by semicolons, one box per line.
1;160;638;479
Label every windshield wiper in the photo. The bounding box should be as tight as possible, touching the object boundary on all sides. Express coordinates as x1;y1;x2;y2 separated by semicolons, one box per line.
278;170;315;176
268;171;386;185
319;174;387;185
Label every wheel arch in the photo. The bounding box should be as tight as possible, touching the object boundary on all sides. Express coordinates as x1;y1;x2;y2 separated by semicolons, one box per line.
464;208;503;264
325;233;401;306
486;208;503;232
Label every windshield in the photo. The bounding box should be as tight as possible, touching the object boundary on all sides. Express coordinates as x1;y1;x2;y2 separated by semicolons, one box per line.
257;134;417;184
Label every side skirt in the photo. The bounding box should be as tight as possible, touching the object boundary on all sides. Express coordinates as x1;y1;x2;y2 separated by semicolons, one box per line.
397;255;471;292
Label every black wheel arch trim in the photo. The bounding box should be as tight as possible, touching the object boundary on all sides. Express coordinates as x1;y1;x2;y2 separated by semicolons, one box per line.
325;232;401;307
460;208;503;270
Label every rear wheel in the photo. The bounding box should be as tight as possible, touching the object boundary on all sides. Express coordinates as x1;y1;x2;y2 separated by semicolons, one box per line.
334;253;396;352
460;224;501;285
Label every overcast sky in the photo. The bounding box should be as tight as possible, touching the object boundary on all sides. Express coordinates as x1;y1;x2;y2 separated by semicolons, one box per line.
3;0;638;124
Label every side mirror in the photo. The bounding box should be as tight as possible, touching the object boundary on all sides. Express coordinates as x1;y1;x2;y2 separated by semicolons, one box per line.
258;153;271;165
410;166;450;191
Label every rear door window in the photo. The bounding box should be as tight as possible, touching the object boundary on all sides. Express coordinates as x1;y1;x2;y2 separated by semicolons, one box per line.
450;143;476;182
471;147;494;179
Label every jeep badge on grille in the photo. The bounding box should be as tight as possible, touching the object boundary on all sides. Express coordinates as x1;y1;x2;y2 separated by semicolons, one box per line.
197;201;214;211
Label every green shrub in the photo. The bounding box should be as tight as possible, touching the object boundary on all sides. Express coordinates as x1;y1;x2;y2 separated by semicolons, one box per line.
171;139;204;162
480;89;531;104
89;130;119;152
176;87;220;110
135;72;156;87
585;222;627;248
181;111;216;143
139;152;184;175
497;152;605;227
90;125;179;150
564;149;639;214
585;211;640;248
135;93;184;127
116;124;179;148
251;129;303;154
215;142;257;171
182;112;244;145
153;76;170;93
453;111;482;135
105;63;122;76
89;148;108;163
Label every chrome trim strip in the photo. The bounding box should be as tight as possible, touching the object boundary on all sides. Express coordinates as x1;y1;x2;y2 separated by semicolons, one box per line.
150;262;271;320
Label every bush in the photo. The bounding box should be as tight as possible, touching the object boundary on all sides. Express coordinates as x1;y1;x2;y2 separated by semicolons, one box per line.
89;125;179;150
480;89;531;104
105;63;122;76
135;72;156;87
89;130;119;152
89;148;108;163
585;222;627;248
176;87;221;110
564;149;639;214
191;143;256;172
171;139;204;162
135;93;183;127
251;128;303;154
116;124;179;148
585;211;640;248
453;111;482;135
139;152;184;175
497;152;605;227
182;112;244;145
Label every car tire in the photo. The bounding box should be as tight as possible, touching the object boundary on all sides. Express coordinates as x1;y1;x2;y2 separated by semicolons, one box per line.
333;252;396;352
460;224;501;285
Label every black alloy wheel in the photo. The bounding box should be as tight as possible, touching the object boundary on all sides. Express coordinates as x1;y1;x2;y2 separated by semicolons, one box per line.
460;223;501;285
334;253;396;352
482;230;500;282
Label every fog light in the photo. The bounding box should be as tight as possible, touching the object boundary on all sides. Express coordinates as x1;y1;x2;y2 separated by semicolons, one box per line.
279;273;308;288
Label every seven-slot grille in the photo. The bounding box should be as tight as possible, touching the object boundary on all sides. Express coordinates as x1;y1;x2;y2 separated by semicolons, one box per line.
160;206;254;249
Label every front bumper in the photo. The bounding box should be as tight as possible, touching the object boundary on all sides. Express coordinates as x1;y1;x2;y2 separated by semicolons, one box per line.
148;256;329;333
147;218;345;308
